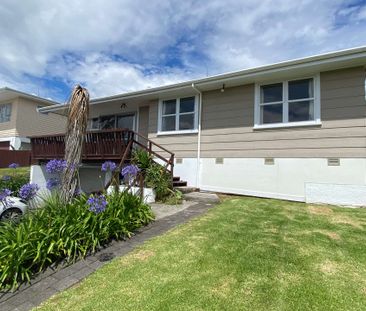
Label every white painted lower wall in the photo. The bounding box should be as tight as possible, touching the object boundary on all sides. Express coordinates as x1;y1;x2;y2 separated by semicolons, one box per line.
174;158;198;187
31;157;366;206
305;183;366;207
196;158;366;206
153;157;198;187
31;164;107;194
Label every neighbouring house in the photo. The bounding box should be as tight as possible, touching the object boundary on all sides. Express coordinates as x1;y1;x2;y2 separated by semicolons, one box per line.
32;46;366;206
0;87;66;150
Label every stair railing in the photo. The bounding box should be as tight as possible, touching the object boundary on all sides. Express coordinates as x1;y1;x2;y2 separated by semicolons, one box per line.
131;131;174;179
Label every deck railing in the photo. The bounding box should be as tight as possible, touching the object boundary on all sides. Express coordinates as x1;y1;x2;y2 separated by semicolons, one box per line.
30;129;174;176
31;129;134;161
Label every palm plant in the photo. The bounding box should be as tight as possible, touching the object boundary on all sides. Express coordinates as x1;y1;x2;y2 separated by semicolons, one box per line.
60;85;90;203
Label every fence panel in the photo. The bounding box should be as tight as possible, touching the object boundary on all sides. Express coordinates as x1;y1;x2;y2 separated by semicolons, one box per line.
0;150;31;168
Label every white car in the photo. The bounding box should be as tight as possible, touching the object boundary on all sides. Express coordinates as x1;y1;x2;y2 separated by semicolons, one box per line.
0;197;28;220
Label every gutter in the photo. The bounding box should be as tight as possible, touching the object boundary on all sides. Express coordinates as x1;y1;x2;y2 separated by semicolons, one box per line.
192;83;202;189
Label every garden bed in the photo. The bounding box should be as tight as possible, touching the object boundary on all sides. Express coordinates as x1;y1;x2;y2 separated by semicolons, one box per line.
0;191;154;290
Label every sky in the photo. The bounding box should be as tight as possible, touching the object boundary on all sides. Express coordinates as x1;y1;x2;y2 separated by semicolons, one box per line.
0;0;366;103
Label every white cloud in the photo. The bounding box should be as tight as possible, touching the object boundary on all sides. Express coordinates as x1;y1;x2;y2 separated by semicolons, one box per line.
0;0;365;99
53;53;195;98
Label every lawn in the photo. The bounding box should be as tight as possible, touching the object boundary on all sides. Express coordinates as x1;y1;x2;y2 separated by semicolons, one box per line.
36;197;366;311
0;166;30;177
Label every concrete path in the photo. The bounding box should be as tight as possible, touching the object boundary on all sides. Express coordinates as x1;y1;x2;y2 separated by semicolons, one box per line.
0;200;216;311
150;200;197;220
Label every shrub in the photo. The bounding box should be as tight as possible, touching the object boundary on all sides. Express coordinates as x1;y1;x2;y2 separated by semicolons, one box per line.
132;148;153;172
131;149;180;202
145;163;172;201
0;191;154;289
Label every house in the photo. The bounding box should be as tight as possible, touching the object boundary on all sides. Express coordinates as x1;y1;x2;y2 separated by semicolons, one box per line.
33;46;366;206
0;87;66;150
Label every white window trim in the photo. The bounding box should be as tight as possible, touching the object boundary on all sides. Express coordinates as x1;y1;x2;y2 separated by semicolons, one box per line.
254;74;321;129
157;95;199;135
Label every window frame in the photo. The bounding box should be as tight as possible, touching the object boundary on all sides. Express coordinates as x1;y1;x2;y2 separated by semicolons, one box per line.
254;74;321;129
87;112;136;131
0;103;12;123
158;95;198;135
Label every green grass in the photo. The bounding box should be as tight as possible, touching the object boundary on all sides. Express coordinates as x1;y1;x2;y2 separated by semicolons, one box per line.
35;197;366;311
0;166;30;177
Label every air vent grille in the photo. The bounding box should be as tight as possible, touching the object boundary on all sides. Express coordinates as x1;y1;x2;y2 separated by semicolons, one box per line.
328;158;340;166
264;158;275;165
215;157;224;164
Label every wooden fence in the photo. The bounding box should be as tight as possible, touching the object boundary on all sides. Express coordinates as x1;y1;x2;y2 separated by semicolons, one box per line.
0;150;31;168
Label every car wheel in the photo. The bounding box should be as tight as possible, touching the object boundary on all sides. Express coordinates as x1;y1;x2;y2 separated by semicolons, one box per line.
1;208;23;221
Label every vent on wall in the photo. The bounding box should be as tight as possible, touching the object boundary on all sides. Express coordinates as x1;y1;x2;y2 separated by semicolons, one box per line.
215;157;224;164
176;158;183;164
264;158;275;165
328;158;340;166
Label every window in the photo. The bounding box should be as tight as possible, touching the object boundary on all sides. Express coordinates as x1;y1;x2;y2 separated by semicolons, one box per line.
87;114;135;131
0;104;11;123
117;114;135;130
255;76;320;128
159;96;197;133
99;115;115;130
89;117;100;130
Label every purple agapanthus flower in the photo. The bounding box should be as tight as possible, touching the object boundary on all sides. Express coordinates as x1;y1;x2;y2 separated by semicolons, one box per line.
45;159;67;174
121;164;140;177
8;163;19;169
19;183;39;201
101;161;117;172
73;187;82;197
0;188;13;207
86;194;107;214
46;178;59;190
2;175;11;181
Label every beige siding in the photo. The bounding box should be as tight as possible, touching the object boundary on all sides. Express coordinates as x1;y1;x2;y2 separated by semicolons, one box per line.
0;98;18;138
15;97;67;137
87;66;365;159
89;100;140;118
148;101;198;158
199;66;366;158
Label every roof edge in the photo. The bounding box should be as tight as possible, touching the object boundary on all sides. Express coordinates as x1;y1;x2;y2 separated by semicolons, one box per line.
40;45;366;113
0;87;61;106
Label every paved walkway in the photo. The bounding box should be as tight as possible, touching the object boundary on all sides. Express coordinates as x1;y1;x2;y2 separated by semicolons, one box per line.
0;201;215;311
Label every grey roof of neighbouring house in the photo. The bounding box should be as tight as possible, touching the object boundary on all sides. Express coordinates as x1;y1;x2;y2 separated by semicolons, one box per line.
0;87;60;106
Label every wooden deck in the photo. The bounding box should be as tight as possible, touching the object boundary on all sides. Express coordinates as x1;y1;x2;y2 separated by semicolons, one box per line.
30;129;134;161
30;129;175;176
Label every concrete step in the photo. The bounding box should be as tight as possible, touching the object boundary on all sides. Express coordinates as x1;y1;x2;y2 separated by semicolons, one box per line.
174;186;200;194
183;191;220;204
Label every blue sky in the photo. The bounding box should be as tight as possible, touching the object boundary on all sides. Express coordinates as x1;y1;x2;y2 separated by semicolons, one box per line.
0;0;365;103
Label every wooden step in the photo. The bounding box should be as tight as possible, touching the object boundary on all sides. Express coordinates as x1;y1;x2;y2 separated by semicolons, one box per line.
173;180;187;187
